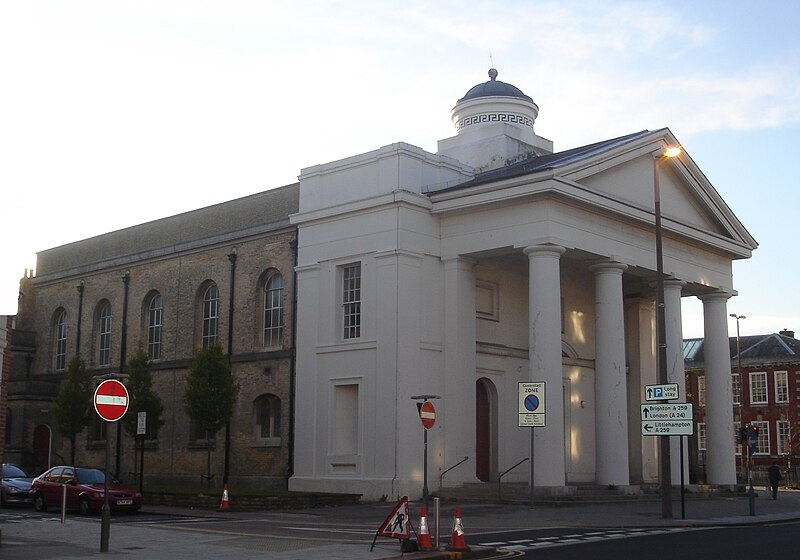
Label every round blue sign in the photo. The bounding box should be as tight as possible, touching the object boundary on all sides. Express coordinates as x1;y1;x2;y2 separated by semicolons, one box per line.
524;394;540;412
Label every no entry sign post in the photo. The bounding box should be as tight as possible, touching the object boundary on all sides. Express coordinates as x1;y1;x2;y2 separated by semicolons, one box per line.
94;379;129;553
412;394;440;508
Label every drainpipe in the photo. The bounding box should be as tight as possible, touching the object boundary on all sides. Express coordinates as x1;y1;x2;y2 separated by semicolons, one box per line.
115;272;130;479
225;248;237;485
76;281;85;352
288;239;298;484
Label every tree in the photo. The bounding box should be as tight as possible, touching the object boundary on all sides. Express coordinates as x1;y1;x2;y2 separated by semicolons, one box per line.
183;343;239;486
122;351;165;440
52;354;93;465
122;351;165;490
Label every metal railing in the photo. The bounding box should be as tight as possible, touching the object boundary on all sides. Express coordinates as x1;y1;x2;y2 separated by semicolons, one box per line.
439;456;469;490
498;457;529;502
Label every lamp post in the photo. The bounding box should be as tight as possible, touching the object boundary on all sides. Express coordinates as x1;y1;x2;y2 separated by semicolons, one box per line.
730;313;754;515
654;145;681;519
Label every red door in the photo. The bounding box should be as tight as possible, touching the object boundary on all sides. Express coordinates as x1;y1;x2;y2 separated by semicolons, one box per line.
33;424;52;473
476;382;490;482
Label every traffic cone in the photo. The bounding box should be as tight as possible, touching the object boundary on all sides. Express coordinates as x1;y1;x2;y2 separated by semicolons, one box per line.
217;483;230;511
447;505;469;552
416;504;434;551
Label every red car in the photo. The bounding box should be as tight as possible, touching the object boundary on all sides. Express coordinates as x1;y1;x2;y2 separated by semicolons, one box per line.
31;466;142;515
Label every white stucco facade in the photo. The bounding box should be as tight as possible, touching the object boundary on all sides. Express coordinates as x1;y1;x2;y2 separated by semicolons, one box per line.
288;70;757;500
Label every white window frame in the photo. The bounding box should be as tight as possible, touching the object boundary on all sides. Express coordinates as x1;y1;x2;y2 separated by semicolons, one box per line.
54;310;68;372
752;420;770;455
749;372;768;405
342;263;361;340
263;273;284;348
775;371;789;404
734;421;741;455
98;303;112;367
201;284;220;349
147;293;163;361
777;420;791;456
697;422;706;451
697;375;706;407
732;373;741;405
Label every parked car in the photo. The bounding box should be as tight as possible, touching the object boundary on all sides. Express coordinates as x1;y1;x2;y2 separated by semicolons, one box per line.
31;466;142;515
1;463;34;506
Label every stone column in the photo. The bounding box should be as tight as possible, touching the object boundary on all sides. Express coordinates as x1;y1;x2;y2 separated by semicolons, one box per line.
590;261;630;486
442;257;478;485
525;245;566;488
699;292;736;486
664;279;688;485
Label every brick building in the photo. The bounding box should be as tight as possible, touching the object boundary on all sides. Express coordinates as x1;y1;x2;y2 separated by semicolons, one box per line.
0;316;12;467
5;183;299;490
684;330;800;484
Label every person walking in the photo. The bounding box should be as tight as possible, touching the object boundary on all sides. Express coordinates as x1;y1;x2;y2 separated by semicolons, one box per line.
768;462;783;499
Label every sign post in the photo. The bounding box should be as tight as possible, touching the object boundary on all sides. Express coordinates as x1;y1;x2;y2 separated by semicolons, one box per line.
518;382;545;508
93;379;129;553
137;411;147;494
412;395;440;508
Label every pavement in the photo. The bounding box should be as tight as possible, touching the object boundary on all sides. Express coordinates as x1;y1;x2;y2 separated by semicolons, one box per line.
3;488;800;559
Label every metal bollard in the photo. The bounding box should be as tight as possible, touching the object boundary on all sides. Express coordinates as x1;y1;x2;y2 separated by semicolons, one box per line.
433;496;440;550
61;484;67;524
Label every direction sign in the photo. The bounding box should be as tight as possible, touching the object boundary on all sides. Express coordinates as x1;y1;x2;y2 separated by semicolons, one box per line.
94;379;129;422
640;402;693;421
644;383;679;401
518;382;546;427
418;401;436;430
641;420;693;436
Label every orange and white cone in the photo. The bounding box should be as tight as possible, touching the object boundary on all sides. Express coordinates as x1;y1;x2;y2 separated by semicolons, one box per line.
447;505;469;552
218;483;231;511
417;504;434;551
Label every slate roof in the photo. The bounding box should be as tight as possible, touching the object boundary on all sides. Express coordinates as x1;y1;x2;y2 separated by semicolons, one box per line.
683;333;800;369
432;129;655;194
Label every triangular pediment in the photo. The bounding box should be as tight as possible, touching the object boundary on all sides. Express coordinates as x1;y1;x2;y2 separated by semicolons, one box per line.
556;129;757;257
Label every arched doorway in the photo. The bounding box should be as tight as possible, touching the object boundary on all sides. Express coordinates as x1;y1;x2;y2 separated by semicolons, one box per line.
33;424;52;473
475;379;497;482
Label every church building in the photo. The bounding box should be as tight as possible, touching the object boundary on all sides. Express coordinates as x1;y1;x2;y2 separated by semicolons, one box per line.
288;69;757;500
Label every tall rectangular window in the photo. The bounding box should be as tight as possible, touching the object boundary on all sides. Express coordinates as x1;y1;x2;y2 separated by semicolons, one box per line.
778;421;791;456
697;375;706;407
752;420;769;455
333;384;359;455
775;371;789;403
697;422;706;451
54;311;68;372
148;294;163;361
202;284;219;349
734;421;741;455
750;372;768;404
263;274;284;347
342;264;361;340
98;303;112;366
732;373;741;405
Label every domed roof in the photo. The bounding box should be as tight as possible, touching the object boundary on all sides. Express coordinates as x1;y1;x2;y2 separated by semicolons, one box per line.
458;68;533;103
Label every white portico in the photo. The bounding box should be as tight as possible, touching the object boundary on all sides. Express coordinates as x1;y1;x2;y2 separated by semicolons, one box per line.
288;70;757;500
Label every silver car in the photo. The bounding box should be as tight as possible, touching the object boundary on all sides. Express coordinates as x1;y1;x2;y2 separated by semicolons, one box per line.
1;464;33;506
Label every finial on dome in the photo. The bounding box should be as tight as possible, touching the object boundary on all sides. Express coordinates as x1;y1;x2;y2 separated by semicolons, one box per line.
488;68;498;81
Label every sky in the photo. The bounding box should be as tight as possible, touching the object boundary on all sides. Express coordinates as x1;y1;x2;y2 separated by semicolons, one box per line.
1;0;798;339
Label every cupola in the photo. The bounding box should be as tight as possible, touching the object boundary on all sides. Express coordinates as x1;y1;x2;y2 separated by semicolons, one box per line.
438;69;553;172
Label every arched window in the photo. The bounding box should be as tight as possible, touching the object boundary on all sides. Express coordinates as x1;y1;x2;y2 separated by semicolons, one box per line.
54;309;68;371
254;393;281;445
201;284;219;348
263;273;284;347
98;302;112;366
147;293;163;361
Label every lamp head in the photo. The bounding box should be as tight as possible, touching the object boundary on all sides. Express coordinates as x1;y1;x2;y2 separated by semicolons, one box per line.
664;146;682;158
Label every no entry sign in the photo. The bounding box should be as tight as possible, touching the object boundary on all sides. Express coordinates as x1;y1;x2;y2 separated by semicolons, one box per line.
419;401;436;430
94;379;129;422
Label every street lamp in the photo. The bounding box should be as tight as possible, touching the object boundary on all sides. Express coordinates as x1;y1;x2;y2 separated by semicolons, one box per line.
654;145;681;519
730;313;754;515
